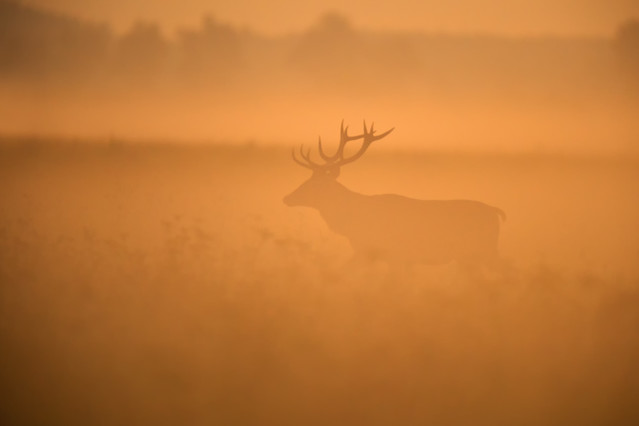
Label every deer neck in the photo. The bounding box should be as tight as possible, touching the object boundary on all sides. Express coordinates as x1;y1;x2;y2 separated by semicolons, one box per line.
315;182;366;234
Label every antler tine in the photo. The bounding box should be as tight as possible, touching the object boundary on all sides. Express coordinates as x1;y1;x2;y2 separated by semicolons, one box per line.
343;119;365;142
291;148;314;169
334;122;395;167
362;120;379;137
292;145;323;169
291;121;394;170
317;136;333;162
299;145;323;168
318;119;365;164
336;119;366;158
371;127;394;141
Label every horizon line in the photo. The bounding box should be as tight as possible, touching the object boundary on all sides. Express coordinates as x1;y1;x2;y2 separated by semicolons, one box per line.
13;0;631;41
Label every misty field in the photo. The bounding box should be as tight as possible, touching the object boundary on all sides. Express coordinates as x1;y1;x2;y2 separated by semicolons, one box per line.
1;140;638;425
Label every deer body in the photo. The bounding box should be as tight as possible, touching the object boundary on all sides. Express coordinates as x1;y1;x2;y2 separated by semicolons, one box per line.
284;121;505;265
284;175;505;264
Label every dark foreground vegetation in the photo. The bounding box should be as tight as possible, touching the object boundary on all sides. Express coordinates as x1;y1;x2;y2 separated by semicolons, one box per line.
1;140;638;425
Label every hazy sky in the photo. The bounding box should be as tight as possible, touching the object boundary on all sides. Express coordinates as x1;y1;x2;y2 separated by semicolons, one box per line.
26;0;639;37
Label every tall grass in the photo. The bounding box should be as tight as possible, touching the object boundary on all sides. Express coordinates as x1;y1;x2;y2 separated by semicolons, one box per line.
1;141;637;425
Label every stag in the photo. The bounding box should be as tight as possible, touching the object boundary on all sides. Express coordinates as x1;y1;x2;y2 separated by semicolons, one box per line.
283;121;506;265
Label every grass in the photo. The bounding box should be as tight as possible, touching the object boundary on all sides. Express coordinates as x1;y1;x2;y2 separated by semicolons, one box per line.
0;140;638;425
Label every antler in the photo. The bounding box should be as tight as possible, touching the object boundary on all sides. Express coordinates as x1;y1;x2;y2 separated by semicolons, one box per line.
292;120;394;171
334;120;394;167
317;120;365;162
291;145;322;169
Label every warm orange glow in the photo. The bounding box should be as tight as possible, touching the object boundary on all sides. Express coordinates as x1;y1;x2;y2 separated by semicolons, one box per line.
1;1;638;152
1;1;639;425
26;0;639;37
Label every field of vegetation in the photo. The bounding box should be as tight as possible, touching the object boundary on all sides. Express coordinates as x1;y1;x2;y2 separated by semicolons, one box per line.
1;140;638;425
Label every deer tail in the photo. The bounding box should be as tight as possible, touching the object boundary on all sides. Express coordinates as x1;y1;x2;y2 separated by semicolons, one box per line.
495;208;507;222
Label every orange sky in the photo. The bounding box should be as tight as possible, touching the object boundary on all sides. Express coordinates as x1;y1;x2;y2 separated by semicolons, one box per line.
26;0;639;37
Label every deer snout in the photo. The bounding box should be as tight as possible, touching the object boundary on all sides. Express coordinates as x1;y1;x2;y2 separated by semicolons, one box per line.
283;190;304;206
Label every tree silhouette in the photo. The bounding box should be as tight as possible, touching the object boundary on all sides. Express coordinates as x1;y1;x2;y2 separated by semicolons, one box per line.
289;12;419;92
311;11;354;37
177;15;243;86
614;19;639;80
115;21;170;83
288;12;364;89
0;0;111;81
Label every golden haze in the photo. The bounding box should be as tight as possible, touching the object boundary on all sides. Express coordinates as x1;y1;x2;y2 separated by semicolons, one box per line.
1;1;639;425
26;0;639;36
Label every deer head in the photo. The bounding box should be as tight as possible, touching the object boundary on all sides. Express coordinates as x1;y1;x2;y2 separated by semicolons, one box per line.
283;120;394;208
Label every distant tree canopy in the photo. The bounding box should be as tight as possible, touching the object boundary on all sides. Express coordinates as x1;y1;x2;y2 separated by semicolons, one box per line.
290;12;419;91
297;12;357;52
311;12;354;36
177;15;243;83
0;0;110;80
116;21;169;80
0;2;245;88
614;19;639;77
0;0;634;100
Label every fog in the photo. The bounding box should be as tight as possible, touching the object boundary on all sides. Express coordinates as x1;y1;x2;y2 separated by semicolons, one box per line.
1;2;638;152
2;142;639;425
24;0;639;37
1;1;639;425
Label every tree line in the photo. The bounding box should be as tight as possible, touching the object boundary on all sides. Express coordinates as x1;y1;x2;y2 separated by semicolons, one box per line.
0;1;637;95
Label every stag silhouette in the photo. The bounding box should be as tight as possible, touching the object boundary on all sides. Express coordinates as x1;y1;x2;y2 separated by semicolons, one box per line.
283;121;506;265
